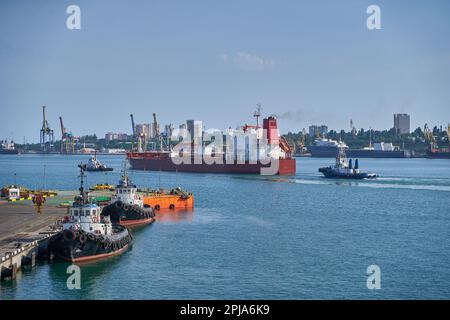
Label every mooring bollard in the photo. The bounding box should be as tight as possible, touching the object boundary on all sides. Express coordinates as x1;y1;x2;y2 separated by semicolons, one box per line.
21;252;37;268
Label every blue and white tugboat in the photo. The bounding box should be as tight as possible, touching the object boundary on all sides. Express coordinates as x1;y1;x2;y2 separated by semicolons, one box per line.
86;152;113;172
319;148;377;179
49;164;132;262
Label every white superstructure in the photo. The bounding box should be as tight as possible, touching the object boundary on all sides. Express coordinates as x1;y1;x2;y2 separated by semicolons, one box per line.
111;167;143;207
314;138;348;149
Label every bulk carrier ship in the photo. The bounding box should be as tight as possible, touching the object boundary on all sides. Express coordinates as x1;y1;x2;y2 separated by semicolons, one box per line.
308;138;407;158
127;111;296;175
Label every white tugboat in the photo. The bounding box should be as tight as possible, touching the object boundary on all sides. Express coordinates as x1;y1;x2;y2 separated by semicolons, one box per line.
102;164;155;227
49;164;132;262
319;148;377;179
86;152;113;172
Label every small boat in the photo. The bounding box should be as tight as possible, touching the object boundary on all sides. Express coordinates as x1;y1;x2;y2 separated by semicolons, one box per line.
319;148;377;179
101;164;155;227
86;153;113;172
89;183;115;191
0;140;19;154
48;164;132;262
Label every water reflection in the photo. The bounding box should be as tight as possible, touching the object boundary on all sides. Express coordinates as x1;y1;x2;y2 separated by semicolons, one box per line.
154;208;194;223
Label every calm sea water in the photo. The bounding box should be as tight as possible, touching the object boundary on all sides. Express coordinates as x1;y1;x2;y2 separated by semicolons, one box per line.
0;154;449;299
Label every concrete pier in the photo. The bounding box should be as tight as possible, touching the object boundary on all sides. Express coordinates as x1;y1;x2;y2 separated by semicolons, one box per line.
0;200;65;281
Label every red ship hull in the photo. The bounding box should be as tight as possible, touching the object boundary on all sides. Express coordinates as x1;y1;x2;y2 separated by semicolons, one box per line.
127;152;296;175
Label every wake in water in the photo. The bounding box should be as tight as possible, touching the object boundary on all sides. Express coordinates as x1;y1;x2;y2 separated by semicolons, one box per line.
233;175;450;192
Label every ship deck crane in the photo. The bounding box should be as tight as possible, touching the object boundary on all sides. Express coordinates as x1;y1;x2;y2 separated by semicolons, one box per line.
130;114;136;138
153;112;167;151
130;114;147;152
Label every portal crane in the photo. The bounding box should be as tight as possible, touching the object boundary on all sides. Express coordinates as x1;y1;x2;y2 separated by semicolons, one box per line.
424;123;437;149
59;116;75;153
40;106;54;152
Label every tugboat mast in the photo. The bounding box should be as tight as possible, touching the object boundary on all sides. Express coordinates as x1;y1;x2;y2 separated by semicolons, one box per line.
77;164;88;204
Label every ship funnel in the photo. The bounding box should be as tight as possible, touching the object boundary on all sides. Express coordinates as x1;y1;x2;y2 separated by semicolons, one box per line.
355;159;359;169
349;159;353;169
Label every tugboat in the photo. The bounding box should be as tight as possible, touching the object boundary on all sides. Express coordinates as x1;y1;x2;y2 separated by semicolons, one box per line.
48;164;132;262
319;148;377;179
101;164;155;227
86;152;113;172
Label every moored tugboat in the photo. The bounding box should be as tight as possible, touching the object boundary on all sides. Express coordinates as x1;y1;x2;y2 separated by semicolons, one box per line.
48;164;132;262
86;152;114;172
101;165;155;227
319;148;377;179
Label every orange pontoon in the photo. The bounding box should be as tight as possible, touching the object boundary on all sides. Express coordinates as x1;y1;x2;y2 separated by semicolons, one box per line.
141;187;194;211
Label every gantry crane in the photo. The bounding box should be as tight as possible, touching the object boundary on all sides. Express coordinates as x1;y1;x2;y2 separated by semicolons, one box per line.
40;106;54;152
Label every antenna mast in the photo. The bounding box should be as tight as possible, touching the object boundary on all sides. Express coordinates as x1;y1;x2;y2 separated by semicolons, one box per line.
254;104;262;128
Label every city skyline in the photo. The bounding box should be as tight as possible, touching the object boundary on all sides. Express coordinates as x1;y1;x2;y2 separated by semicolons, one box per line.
1;0;450;142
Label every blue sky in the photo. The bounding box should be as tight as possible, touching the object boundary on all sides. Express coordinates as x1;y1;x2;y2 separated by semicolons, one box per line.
1;0;450;142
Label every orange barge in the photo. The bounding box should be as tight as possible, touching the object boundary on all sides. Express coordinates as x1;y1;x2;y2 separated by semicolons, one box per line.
140;187;194;211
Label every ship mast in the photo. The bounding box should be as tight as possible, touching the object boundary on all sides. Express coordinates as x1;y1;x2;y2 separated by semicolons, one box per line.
77;164;87;204
254;104;262;128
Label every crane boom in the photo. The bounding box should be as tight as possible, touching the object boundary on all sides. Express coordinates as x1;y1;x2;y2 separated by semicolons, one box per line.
130;114;136;137
152;112;160;137
42;106;47;130
59;116;66;138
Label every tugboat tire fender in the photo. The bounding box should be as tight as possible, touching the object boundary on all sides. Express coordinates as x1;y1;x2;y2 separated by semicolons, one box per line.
79;233;87;244
114;201;123;209
63;229;76;241
123;204;130;211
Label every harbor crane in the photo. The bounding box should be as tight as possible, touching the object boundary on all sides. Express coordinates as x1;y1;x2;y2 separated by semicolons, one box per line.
59;116;75;154
130;114;147;152
423;123;437;149
40;106;54;153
